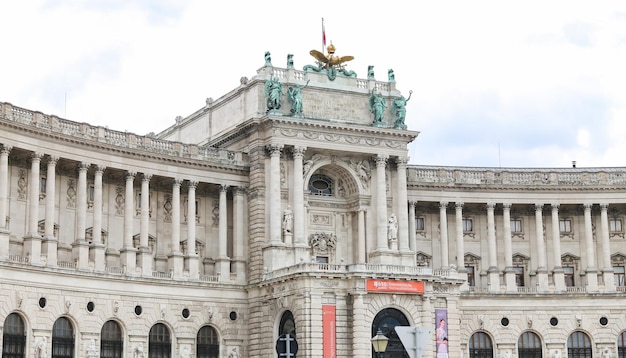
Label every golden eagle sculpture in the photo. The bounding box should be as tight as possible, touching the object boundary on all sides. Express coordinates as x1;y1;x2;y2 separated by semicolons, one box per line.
309;44;354;69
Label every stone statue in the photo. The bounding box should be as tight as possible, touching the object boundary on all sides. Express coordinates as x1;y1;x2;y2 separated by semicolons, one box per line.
367;65;375;80
283;206;293;234
86;339;98;357
602;348;612;358
134;343;144;358
287;80;310;116
552;349;562;358
391;90;412;130
228;346;241;358
388;68;395;82
264;76;283;112
264;51;272;66
368;89;386;124
500;349;512;358
388;214;398;241
287;54;294;69
180;345;191;358
36;337;47;358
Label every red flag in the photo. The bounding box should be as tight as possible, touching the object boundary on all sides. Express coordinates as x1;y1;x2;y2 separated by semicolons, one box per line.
322;18;326;48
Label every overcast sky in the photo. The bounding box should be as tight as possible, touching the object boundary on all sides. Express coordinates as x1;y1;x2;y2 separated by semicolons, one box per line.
2;1;626;168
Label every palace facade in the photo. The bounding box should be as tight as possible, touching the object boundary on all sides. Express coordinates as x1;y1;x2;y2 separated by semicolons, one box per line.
1;54;625;358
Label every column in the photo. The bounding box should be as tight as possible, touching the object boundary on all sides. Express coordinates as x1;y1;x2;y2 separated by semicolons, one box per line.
42;156;59;267
502;203;517;292
351;294;370;357
120;171;137;273
357;209;366;263
455;202;465;270
375;154;388;250
23;152;43;265
72;162;90;270
583;203;598;291
551;204;565;292
233;186;246;281
0;145;10;260
534;204;548;291
139;173;152;276
439;201;449;268
168;179;184;279
292;146;306;246
408;201;416;252
486;203;500;291
186;180;199;280
600;203;615;292
268;145;283;244
396;157;409;252
216;184;230;281
91;165;106;272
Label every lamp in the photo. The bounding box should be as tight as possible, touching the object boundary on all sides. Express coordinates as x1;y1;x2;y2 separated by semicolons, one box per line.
371;329;389;357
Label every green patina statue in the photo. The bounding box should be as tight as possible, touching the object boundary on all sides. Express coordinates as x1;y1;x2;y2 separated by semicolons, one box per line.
388;69;395;82
368;89;386;125
264;76;283;112
264;51;272;67
391;90;412;130
287;80;310;116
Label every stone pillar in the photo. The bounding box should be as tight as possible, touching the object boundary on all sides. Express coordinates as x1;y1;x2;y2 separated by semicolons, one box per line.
486;203;499;291
168;179;184;279
455;202;468;286
292;146;306;245
72;162;90;270
351;294;370;357
0;145;11;260
439;202;449;268
91;165;106;272
138;173;152;276
583;203;598;291
42;156;59;267
186;181;199;280
375;154;388;250
551;204;565;292
217;184;230;281
120;171;137;273
600;203;615;292
502;203;517;292
268;145;283;245
356;209;366;263
233;186;246;281
396;157;409;252
534;204;549;291
408;201;416;253
23;152;43;265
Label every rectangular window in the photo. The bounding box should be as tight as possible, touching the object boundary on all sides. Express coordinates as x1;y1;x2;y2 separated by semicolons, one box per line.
40;177;47;194
465;266;475;287
511;219;522;233
316;256;328;264
610;218;623;232
614;266;625;287
88;185;95;202
564;267;575;287
559;219;572;233
415;217;424;231
514;267;524;286
463;218;473;233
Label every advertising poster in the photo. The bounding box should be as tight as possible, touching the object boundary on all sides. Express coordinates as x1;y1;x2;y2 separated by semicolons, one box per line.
435;309;448;358
322;305;336;358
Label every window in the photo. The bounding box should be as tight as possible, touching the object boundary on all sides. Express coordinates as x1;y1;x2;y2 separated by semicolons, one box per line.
615;266;625;287
469;332;493;358
100;321;123;358
611;218;623;233
279;311;296;337
308;174;333;196
40;177;47;194
88;185;95;202
149;323;171;358
415;217;425;231
514;267;524;287
567;331;592;358
463;218;473;233
564;267;575;287
52;317;74;358
511;219;522;233
466;266;476;287
316;256;329;264
197;326;219;358
618;331;626;358
518;331;542;358
3;313;26;358
559;219;572;233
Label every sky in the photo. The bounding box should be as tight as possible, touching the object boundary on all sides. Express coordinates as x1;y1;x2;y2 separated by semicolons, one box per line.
2;1;626;168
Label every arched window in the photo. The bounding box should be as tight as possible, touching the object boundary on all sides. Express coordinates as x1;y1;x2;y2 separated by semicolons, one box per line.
518;331;542;358
52;317;74;358
149;323;171;358
197;326;219;358
279;311;296;337
3;313;26;358
469;332;493;358
618;331;626;358
100;320;123;358
567;331;592;358
308;174;333;196
371;308;410;358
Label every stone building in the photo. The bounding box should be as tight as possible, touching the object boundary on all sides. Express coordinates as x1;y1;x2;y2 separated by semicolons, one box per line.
1;51;626;358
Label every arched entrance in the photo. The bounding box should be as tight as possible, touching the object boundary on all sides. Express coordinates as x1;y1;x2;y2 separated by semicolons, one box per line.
372;308;410;358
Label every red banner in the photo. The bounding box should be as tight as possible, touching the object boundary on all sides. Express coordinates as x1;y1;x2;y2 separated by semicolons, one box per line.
366;279;425;293
322;305;336;358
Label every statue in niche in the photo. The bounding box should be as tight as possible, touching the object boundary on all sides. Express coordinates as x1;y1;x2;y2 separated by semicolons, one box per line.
602;348;612;358
264;76;283;112
264;51;272;66
552;349;562;358
283;206;293;235
388;68;395;82
228;346;241;358
388;214;398;241
86;339;98;357
287;80;310;116
391;90;412;130
369;89;386;125
36;337;47;358
133;343;144;358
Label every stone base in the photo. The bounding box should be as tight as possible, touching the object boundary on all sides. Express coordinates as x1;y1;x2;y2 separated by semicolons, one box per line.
23;234;43;265
367;249;397;265
168;252;184;279
0;228;10;260
263;244;293;272
72;240;90;270
185;254;199;280
120;247;138;274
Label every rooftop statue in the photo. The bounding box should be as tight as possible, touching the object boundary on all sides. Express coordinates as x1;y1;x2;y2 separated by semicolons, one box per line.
304;44;356;80
264;76;283;113
391;90;412;130
369;89;386;126
287;80;310;117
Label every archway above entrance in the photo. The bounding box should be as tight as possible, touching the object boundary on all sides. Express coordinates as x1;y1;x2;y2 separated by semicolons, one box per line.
372;308;410;358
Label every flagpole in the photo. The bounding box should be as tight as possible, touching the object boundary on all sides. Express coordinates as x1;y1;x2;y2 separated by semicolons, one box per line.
321;17;326;53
